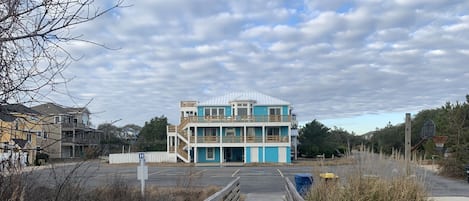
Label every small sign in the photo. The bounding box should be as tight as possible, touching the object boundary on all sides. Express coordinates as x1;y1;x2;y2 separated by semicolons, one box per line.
137;165;148;180
139;152;145;161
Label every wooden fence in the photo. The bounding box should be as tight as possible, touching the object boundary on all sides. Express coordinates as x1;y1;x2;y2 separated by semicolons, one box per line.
204;177;240;201
284;177;304;201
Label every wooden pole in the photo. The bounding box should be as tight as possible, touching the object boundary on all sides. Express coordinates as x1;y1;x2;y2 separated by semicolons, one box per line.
405;113;411;176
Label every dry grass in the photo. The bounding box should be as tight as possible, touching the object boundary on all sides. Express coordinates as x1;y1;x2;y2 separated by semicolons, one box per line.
0;162;219;201
305;150;430;201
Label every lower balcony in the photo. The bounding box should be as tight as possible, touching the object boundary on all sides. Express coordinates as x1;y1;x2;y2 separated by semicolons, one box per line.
186;135;288;144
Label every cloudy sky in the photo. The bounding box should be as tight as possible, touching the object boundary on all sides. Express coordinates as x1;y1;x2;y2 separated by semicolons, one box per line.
50;0;469;134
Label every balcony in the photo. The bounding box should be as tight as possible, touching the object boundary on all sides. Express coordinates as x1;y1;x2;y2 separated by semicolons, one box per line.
61;122;87;129
195;136;220;143
182;115;291;124
266;135;289;143
186;135;288;144
246;136;263;143
167;125;176;133
222;136;243;143
62;136;99;144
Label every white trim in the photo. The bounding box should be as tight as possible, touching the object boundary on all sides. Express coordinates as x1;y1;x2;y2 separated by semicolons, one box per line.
278;147;286;163
206;147;215;160
251;147;258;162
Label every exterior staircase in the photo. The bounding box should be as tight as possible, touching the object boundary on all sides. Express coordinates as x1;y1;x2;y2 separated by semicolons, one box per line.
175;118;190;163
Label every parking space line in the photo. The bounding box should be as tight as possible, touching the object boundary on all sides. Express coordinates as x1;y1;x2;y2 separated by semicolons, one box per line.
194;169;207;176
277;169;284;178
149;169;168;176
232;169;240;177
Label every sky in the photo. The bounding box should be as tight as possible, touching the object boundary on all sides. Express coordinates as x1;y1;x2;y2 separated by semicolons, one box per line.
46;0;469;135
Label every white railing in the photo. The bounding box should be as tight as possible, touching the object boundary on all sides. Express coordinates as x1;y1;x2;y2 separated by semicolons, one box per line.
204;177;240;201
109;152;177;164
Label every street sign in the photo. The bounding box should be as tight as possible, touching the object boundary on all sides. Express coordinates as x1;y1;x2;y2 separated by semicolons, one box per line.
137;152;147;197
139;152;145;161
137;165;148;180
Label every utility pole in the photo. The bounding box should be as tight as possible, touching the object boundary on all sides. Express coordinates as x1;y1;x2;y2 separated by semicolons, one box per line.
405;113;411;176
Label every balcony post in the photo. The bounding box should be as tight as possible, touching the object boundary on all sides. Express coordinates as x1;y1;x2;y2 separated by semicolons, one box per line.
195;126;198;143
72;129;75;158
194;146;198;163
262;125;265;163
244;126;247;164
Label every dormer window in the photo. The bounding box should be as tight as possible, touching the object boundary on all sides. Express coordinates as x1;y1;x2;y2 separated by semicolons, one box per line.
230;100;255;118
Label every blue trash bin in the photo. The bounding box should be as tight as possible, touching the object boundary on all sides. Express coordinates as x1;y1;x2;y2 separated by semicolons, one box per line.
295;173;313;197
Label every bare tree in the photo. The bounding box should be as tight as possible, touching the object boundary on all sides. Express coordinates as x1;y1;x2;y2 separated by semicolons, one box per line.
0;0;124;105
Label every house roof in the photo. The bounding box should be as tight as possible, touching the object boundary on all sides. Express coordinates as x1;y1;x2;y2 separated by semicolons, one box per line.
199;92;290;106
0;113;16;122
12;139;28;149
0;104;40;122
32;103;89;115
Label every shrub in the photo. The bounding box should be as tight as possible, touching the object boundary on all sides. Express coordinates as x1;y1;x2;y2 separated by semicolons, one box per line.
305;150;429;201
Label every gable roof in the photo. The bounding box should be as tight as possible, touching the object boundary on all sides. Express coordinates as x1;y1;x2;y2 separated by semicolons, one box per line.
199;92;290;106
32;103;89;115
0;104;40;122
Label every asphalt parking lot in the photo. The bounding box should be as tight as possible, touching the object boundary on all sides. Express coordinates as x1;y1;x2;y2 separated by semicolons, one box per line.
29;160;469;198
31;162;320;194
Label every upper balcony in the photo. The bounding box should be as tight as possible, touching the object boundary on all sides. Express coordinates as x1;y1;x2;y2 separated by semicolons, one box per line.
182;115;291;124
61;122;89;129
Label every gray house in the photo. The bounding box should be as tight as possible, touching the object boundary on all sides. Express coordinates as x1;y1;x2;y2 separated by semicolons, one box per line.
32;103;102;158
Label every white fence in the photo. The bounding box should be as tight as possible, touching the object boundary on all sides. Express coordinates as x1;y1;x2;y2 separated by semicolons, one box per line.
109;152;177;164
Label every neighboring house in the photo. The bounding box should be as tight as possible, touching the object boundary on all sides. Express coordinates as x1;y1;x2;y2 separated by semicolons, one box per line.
0;104;42;165
167;92;294;164
32;103;101;158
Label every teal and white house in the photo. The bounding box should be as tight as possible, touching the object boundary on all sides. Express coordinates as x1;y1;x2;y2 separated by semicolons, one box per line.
167;92;294;164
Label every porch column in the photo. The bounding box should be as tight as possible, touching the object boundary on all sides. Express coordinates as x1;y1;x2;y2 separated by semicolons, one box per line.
243;126;247;163
195;126;198;143
72;130;76;158
167;134;170;152
194;147;198;163
220;147;223;166
262;125;265;163
220;126;223;165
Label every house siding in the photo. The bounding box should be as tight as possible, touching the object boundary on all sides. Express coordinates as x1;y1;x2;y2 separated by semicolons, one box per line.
197;147;220;163
246;147;251;163
258;147;263;163
265;147;279;163
253;106;268;116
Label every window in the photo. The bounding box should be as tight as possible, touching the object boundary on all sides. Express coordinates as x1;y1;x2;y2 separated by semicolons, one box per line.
205;128;217;136
27;133;32;143
55;116;60;124
204;107;225;117
37;131;42;138
269;108;281;115
267;127;280;136
206;147;214;160
237;108;247;116
226;128;235;136
269;107;281;122
247;127;255;136
43;131;48;139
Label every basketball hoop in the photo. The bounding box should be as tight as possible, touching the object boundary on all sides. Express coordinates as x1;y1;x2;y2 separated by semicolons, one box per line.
432;135;448;148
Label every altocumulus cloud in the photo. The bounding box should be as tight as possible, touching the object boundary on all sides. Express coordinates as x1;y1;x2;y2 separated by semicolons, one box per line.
48;0;469;133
